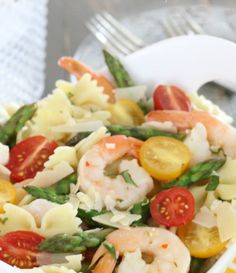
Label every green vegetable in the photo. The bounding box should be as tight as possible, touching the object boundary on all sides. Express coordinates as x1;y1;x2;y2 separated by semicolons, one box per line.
103;242;117;259
66;126;186;146
38;228;113;253
120;170;137;186
0;217;8;224
49;173;77;195
107;125;186;141
66;132;91;146
163;158;226;189
24;173;77;204
24;186;68;204
0;104;36;146
206;175;220;191
77;208;108;227
103;49;134;87
190;257;205;273
130;198;150;226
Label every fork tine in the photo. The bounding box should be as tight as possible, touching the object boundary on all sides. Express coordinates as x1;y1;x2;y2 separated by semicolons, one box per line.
94;14;140;53
103;12;145;48
85;21;125;56
87;17;131;55
161;16;186;37
181;10;205;34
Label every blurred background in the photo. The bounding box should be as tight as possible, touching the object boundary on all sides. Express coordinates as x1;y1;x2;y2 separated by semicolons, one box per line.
1;0;236;103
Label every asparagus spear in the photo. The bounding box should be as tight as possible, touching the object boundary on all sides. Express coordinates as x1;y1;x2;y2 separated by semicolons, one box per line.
24;173;77;204
107;125;186;141
103;50;134;87
38;228;114;253
50;173;77;195
130;198;150;226
66;131;91;146
66;126;186;146
163;158;226;189
77;208;108;227
0;104;36;145
24;186;68;204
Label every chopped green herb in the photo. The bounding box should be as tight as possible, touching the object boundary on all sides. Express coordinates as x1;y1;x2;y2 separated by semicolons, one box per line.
120;170;137;186
103;242;117;260
68;92;74;98
0;217;8;224
206;175;220;191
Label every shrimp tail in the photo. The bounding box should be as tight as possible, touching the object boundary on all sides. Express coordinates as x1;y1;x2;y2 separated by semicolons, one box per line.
92;252;117;273
58;56;115;102
90;245;107;268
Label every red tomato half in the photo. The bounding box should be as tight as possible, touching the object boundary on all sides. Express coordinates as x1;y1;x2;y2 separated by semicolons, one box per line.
150;187;195;227
153;85;192;111
7;135;58;182
0;231;45;268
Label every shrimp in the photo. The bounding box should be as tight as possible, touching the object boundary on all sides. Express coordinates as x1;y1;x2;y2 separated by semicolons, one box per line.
91;227;190;273
78;135;153;209
58;57;115;102
147;110;236;158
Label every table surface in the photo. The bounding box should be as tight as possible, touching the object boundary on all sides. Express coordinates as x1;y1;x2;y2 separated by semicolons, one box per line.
45;0;236;96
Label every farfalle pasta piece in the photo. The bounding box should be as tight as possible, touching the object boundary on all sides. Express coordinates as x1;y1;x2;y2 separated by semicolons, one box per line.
0;203;81;237
22;266;77;273
56;74;109;110
30;89;75;140
44;147;77;169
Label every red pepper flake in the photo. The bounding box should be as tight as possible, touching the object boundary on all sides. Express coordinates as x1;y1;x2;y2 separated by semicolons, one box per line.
161;243;168;249
86;161;91;167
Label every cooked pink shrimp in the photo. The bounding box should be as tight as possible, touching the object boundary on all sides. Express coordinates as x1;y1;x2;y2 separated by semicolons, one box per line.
78;135;153;209
91;227;190;273
58;57;115;102
147;110;236;158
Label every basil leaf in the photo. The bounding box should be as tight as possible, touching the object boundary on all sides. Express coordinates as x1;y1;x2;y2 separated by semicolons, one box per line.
120;170;137;186
103;242;117;260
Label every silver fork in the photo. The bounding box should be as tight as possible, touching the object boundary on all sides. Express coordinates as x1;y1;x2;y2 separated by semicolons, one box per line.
85;12;145;56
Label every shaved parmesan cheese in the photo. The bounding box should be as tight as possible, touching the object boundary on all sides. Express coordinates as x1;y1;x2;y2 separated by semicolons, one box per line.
193;206;217;228
75;126;109;159
189;185;207;213
216;184;236;200
92;211;141;228
218;157;236;184
30;161;74;188
115;85;147;102
184;123;211;165
0;143;9;165
44;147;77;169
190;92;233;124
23;265;77;273
51;120;103;133
141;121;177;133
215;202;236;242
117;250;147;273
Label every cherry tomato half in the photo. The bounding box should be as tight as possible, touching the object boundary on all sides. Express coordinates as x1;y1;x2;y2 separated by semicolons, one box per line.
0;179;16;213
177;222;227;258
153;85;192;111
0;231;45;268
139;136;191;181
7;135;58;183
150;187;195;227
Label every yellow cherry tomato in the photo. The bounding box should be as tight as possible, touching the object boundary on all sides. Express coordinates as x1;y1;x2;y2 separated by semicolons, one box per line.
139;136;191;181
177;222;227;258
107;99;145;126
0;179;16;213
